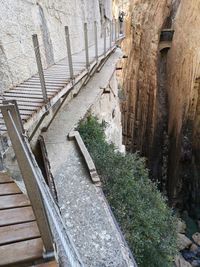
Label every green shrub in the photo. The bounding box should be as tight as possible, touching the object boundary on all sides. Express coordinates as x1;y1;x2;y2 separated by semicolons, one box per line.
78;116;177;267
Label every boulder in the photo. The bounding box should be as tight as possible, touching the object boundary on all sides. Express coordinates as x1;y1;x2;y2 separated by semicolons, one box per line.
178;233;193;251
190;243;198;252
175;254;192;267
192;233;200;246
191;259;200;267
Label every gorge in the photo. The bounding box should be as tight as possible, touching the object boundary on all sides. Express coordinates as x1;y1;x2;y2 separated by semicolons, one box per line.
0;0;200;266
120;0;200;216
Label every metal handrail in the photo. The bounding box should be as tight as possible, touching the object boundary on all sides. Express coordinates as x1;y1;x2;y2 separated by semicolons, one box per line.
0;102;85;267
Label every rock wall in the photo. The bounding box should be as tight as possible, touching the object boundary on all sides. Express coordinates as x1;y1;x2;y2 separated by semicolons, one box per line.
166;0;200;206
121;0;200;208
0;0;112;92
90;71;125;153
121;0;170;155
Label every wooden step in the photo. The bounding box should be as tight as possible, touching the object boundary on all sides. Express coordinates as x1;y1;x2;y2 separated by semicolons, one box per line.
0;194;30;210
0;173;13;183
0;221;40;245
0;206;35;226
0;183;21;196
0;238;43;266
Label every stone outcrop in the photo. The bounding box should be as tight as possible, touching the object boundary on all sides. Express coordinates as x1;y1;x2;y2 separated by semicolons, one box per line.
192;233;200;246
175;254;192;267
177;233;192;251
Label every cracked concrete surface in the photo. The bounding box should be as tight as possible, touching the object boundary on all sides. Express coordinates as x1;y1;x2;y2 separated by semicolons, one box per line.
43;50;137;266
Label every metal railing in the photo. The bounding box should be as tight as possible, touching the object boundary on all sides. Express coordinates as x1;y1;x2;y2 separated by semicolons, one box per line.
0;101;85;267
30;19;125;104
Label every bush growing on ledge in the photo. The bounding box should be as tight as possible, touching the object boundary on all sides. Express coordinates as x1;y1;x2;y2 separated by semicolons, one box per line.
78;116;177;267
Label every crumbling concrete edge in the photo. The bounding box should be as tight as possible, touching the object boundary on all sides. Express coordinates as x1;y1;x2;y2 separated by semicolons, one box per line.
68;130;101;186
68;131;137;266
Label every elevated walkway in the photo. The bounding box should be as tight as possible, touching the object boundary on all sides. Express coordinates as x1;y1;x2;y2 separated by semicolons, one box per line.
42;50;137;267
0;172;57;267
0;32;124;133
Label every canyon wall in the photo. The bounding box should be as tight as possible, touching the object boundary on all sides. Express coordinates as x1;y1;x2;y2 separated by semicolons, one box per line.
121;0;200;209
167;0;200;208
121;0;170;154
0;0;111;92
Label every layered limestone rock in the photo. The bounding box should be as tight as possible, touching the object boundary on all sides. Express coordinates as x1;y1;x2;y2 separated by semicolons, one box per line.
121;0;171;154
0;0;111;91
121;0;200;207
166;0;200;205
121;0;170;153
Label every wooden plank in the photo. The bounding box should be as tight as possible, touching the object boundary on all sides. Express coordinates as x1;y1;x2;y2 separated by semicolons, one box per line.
0;113;29;121
35;261;58;267
30;78;67;85
0;173;13;184
0;206;35;226
8;89;55;97
16;109;35;116
0;96;44;103
0;238;43;266
23;81;64;88
0;101;39;110
16;105;38;111
3;92;44;99
16;85;58;92
0;183;21;196
0;221;40;245
0;194;30;210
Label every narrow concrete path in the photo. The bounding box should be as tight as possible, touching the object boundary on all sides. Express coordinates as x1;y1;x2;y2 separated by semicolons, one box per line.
42;50;137;267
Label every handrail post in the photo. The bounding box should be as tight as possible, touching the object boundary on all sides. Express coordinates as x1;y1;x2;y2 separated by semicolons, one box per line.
32;34;48;103
118;20;120;38
115;19;117;43
65;26;74;79
1;103;54;254
84;23;90;69
104;26;106;56
94;21;98;61
112;20;114;41
110;20;112;48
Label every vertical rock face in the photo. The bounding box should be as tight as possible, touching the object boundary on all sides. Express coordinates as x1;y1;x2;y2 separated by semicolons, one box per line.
121;0;200;209
90;71;125;153
121;0;170;155
166;0;200;207
0;0;111;91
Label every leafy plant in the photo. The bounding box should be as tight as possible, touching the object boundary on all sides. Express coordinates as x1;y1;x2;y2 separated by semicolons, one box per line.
78;116;177;267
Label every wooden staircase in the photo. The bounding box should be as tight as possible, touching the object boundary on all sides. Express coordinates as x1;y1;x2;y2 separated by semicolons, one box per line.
0;172;57;267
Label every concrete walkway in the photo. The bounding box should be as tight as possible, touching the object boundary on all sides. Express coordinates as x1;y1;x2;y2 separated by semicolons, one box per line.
42;50;137;267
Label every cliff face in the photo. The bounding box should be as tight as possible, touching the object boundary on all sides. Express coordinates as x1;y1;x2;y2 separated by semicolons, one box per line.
121;0;170;154
121;0;200;209
0;0;111;92
167;0;200;207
